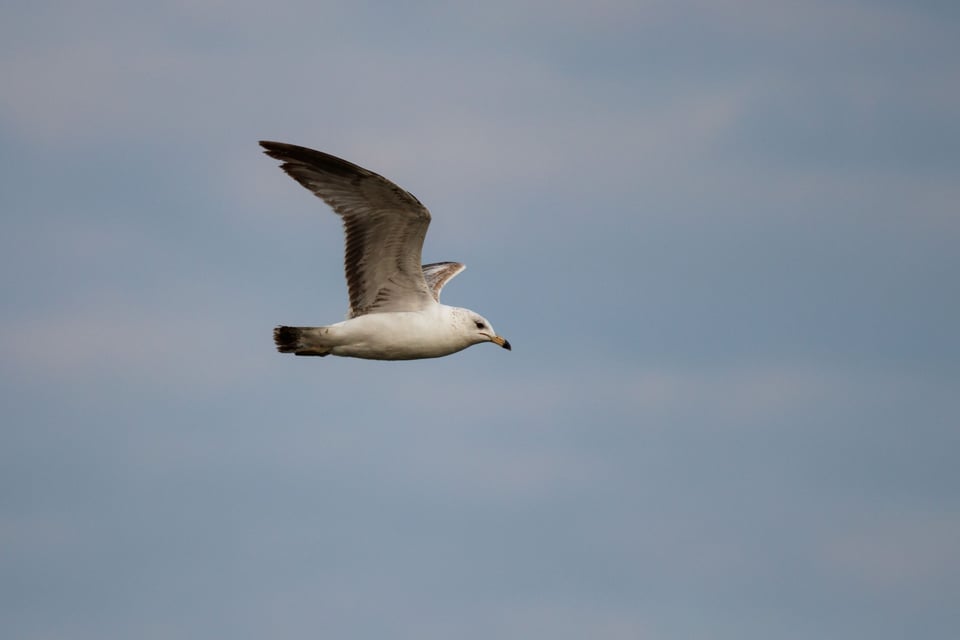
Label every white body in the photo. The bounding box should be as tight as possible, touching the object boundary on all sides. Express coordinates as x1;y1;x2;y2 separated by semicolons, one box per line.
304;306;486;360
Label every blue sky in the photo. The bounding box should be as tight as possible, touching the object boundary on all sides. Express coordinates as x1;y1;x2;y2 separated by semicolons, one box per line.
2;1;958;638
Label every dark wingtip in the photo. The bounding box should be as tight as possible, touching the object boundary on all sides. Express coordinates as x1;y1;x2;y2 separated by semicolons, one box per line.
259;140;294;160
258;141;372;180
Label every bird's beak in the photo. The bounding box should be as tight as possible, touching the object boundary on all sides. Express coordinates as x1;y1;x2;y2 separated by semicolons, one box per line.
490;335;511;351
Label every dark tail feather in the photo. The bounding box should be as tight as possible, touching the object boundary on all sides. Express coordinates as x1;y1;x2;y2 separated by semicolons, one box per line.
273;326;331;356
273;326;301;353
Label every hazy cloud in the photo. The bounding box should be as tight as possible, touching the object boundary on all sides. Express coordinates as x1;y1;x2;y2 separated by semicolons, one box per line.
2;2;958;639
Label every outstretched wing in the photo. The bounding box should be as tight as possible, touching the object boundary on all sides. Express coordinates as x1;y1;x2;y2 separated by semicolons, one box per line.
421;262;466;302
261;141;434;317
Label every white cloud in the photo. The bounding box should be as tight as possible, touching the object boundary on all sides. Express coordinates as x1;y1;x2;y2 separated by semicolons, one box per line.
819;511;960;592
0;289;266;391
383;361;890;428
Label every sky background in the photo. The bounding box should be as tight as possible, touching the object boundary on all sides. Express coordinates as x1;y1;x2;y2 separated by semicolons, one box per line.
2;1;959;638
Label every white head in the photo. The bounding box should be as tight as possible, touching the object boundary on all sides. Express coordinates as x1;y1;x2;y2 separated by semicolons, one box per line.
451;307;511;351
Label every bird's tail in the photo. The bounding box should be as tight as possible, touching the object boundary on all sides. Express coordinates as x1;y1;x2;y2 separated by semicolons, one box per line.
273;326;333;356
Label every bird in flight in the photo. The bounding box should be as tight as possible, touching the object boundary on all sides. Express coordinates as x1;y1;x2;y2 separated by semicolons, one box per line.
261;141;511;360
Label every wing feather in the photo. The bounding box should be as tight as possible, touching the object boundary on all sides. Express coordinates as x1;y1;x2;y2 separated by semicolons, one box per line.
421;262;466;302
260;141;434;317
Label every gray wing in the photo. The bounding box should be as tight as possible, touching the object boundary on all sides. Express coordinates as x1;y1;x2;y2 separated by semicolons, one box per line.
421;262;465;302
261;141;434;317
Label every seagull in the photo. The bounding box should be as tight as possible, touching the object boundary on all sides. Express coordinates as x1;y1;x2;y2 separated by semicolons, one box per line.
261;141;511;360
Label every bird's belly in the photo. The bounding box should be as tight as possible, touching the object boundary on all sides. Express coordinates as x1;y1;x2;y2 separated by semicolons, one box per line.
329;312;466;361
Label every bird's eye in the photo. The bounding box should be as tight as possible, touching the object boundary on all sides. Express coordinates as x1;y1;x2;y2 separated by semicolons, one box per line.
475;321;485;329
